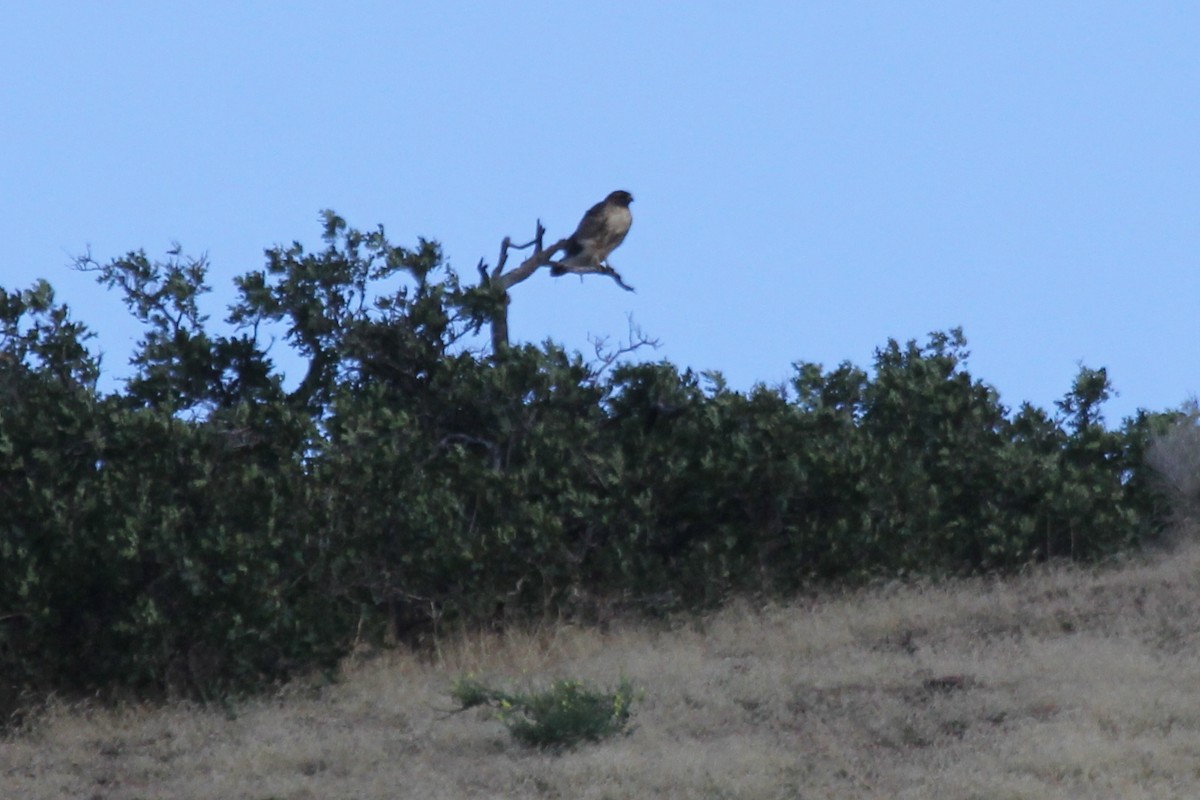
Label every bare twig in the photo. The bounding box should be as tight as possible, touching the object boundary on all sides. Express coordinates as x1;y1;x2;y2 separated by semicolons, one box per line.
588;315;661;379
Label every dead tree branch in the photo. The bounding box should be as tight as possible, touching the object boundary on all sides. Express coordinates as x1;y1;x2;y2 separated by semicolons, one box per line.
480;220;637;353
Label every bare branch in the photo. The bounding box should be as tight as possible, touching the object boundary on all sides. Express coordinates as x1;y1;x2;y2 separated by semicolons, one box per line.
490;235;514;281
588;315;661;379
488;219;636;294
581;264;636;292
480;215;638;353
490;223;548;282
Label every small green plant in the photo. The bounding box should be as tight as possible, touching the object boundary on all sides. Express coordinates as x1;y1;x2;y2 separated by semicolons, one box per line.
450;674;639;749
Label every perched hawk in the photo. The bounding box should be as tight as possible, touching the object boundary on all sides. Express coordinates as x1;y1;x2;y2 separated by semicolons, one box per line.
553;190;634;275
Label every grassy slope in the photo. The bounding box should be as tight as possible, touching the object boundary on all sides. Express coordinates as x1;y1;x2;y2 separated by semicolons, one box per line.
5;538;1200;800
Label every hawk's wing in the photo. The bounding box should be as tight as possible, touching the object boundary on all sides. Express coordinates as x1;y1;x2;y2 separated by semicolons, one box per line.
565;199;612;259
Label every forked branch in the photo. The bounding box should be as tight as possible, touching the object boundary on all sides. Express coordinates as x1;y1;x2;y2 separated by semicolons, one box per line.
588;315;661;378
481;219;636;352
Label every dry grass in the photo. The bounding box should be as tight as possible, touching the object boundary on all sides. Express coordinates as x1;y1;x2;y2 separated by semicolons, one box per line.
7;539;1200;799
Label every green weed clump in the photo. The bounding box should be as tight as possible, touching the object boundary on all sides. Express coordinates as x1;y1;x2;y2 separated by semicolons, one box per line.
450;674;639;749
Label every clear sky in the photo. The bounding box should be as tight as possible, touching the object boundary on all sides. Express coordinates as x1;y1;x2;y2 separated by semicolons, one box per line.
3;3;1197;422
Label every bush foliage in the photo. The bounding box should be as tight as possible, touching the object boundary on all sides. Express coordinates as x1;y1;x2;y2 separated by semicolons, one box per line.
0;212;1176;706
450;674;639;749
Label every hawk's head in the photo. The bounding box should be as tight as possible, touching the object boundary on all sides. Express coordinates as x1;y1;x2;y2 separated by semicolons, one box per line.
606;190;634;207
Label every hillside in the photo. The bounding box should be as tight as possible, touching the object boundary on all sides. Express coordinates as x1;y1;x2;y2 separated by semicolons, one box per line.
5;240;1171;705
6;535;1200;799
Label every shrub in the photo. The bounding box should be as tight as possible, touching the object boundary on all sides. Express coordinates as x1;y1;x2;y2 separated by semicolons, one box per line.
0;213;1175;710
450;674;639;749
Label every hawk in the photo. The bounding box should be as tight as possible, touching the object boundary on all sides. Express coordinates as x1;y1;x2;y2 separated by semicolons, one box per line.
552;190;634;275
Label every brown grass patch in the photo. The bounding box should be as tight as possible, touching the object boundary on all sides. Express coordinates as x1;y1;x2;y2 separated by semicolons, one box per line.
7;539;1200;799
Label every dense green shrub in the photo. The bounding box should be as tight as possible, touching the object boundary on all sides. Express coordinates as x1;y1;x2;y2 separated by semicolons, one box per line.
0;213;1176;708
450;674;639;749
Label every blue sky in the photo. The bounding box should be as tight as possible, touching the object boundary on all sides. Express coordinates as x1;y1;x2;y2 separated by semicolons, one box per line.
2;3;1197;422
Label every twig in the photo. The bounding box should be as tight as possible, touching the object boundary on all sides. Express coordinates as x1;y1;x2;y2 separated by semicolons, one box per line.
589;315;660;378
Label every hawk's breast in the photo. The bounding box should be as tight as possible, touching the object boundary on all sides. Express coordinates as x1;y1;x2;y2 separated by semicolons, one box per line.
604;205;633;237
597;206;632;254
